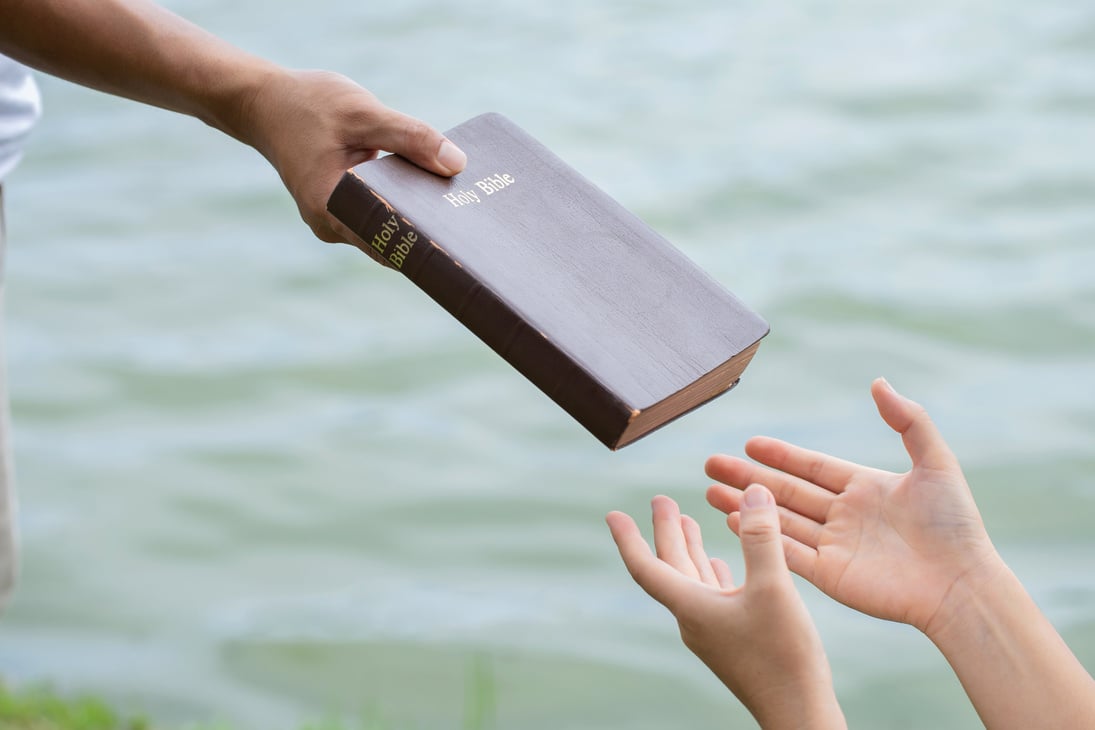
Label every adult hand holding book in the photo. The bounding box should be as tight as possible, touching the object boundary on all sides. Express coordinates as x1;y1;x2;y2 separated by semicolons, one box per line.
329;113;769;448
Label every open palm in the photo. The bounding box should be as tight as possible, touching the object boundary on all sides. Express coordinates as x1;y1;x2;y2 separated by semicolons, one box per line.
706;379;998;634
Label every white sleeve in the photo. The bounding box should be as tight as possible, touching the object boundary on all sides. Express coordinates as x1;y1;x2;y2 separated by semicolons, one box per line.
0;55;42;182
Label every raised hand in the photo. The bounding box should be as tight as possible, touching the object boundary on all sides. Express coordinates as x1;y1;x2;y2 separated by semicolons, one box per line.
607;487;846;730
705;378;999;635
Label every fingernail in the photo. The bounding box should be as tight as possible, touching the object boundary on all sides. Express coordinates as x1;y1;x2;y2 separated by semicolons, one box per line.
742;484;771;509
878;377;915;404
437;139;467;173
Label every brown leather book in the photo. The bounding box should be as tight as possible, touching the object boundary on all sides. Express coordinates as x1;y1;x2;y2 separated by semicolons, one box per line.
327;113;769;449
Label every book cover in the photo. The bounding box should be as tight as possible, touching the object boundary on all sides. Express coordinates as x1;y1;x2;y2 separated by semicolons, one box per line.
327;112;769;449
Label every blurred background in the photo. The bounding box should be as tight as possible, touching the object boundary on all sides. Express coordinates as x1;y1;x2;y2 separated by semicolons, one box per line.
1;0;1094;727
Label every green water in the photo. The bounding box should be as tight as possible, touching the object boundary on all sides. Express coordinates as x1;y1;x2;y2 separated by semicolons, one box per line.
2;1;1094;727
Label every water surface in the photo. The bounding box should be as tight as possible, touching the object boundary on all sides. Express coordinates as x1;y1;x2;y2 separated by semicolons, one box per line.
1;1;1094;728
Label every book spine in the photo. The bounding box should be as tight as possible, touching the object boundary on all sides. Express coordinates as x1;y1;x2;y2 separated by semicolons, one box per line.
327;173;632;449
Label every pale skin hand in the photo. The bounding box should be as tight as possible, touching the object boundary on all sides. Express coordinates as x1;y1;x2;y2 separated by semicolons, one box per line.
0;0;466;252
705;377;997;634
707;378;1095;729
607;486;846;730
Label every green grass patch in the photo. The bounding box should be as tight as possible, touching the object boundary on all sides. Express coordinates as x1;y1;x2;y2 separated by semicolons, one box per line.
0;682;151;730
0;665;496;730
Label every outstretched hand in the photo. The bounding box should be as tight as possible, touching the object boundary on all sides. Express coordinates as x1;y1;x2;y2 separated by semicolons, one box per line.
607;487;845;729
706;378;999;635
0;2;466;259
236;69;466;252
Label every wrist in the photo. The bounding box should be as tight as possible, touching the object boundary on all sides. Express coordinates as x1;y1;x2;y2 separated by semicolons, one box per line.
918;548;1095;728
192;54;284;148
741;659;845;730
749;678;846;730
920;550;1012;644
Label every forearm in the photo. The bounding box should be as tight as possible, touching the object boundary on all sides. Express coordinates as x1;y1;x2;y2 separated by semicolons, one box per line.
926;557;1095;729
709;655;845;730
748;682;846;730
0;0;277;143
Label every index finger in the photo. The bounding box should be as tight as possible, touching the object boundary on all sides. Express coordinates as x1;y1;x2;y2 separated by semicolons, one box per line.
606;511;692;610
744;436;877;494
705;451;835;523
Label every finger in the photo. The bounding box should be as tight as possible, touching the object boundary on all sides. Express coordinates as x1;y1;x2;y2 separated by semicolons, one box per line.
367;107;467;176
727;509;820;584
705;453;837;522
746;436;866;493
651;496;698;577
723;493;825;550
710;557;735;589
606;511;691;609
705;481;742;515
707;481;829;546
323;215;398;266
737;484;792;589
681;515;720;587
871;378;958;472
783;536;820;584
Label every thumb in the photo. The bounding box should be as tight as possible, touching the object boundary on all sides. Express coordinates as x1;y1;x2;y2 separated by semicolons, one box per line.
738;484;789;588
369;107;467;176
871;378;958;472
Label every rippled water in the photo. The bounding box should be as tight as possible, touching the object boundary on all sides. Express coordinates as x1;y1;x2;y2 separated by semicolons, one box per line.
1;1;1094;728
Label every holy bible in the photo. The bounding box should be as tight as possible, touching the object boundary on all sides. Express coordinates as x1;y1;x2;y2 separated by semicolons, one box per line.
327;113;768;449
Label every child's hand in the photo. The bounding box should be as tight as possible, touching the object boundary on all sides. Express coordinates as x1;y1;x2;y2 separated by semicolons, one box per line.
607;486;845;730
707;379;1095;728
706;378;1000;636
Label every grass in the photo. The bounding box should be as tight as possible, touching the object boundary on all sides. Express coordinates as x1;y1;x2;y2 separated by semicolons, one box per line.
0;682;151;730
0;657;496;730
0;683;382;729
